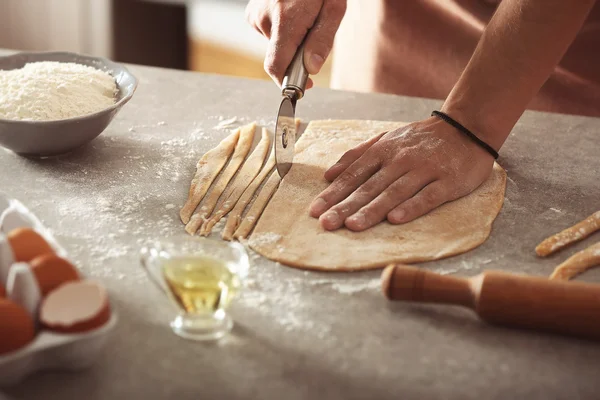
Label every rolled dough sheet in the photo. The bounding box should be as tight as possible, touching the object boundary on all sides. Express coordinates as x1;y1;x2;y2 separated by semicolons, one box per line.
249;120;507;271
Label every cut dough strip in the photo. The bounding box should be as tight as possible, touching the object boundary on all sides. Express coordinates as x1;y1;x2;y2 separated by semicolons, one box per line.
221;152;276;241
200;128;271;236
536;211;600;257
221;119;301;241
185;122;257;235
180;129;240;224
549;242;600;280
232;170;281;240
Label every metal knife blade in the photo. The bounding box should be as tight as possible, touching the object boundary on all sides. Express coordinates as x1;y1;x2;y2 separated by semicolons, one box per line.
275;95;296;178
275;41;309;178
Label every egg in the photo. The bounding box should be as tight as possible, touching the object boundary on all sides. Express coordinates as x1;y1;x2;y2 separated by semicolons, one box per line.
0;299;36;355
7;228;54;263
29;254;80;297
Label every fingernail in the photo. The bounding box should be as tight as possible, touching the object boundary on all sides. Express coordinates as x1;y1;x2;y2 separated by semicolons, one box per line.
325;162;340;173
348;213;366;229
307;54;324;74
322;211;340;226
310;198;327;215
390;209;405;222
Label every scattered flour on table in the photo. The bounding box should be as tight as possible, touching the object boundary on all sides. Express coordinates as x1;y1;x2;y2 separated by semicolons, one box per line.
239;246;384;338
128;121;170;133
214;116;239;129
330;279;380;294
54;191;181;281
0;61;116;121
239;269;332;338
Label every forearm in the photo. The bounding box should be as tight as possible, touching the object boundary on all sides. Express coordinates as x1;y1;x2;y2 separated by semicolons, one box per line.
442;0;596;150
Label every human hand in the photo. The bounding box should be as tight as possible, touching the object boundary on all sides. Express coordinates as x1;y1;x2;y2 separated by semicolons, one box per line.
309;117;496;231
245;0;347;88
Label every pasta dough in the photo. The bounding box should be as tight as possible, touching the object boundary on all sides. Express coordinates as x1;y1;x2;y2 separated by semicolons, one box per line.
233;171;281;240
536;211;600;257
221;152;276;241
180;129;240;224
248;120;507;271
200;128;271;236
185;123;256;235
549;242;600;280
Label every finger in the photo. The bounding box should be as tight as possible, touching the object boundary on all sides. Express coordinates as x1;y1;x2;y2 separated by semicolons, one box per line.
319;167;402;231
310;155;382;218
344;170;435;232
307;78;314;90
303;0;347;75
387;181;450;224
264;5;320;85
324;131;387;182
245;4;272;39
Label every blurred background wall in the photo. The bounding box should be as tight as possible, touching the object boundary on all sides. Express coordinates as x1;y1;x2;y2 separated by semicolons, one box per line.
0;0;332;87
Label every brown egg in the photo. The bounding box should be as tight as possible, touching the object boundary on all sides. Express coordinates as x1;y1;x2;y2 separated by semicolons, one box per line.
7;228;54;263
0;299;36;355
30;254;80;297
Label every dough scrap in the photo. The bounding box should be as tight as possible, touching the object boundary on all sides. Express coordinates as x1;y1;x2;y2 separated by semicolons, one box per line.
233;170;281;240
549;242;600;280
180;129;240;224
221;152;276;241
200;128;271;236
536;211;600;257
185;122;256;235
248;120;507;271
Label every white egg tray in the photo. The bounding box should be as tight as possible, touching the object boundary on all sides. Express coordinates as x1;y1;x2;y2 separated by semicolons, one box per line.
0;192;117;387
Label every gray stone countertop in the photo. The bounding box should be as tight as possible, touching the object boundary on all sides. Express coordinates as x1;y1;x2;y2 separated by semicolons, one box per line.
1;50;600;399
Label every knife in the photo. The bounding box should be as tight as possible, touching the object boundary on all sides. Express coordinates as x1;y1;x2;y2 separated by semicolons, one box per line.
274;42;309;178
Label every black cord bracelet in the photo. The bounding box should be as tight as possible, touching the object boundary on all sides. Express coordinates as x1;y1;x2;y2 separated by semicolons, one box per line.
431;111;499;159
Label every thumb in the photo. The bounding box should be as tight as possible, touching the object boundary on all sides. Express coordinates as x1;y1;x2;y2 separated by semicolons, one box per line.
303;0;347;75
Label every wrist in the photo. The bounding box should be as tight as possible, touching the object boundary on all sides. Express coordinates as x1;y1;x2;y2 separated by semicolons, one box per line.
439;99;511;152
430;111;499;159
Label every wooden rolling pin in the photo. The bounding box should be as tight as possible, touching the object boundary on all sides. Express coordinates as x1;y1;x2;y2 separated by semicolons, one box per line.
381;264;600;341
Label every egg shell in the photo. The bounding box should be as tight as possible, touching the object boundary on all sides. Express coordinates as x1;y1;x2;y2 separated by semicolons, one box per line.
29;254;80;297
0;299;36;355
0;233;15;285
40;281;111;334
6;263;42;319
7;228;54;263
0;208;35;234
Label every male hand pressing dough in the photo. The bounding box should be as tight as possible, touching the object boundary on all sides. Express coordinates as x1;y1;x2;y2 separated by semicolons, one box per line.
247;0;598;232
308;119;495;231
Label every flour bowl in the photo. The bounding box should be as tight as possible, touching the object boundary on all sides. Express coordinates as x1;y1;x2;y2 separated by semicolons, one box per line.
0;51;138;157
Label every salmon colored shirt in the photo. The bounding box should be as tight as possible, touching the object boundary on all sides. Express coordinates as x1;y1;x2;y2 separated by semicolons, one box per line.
331;0;600;117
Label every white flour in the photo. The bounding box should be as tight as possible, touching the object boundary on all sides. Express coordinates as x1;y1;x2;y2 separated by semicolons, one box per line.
0;61;117;121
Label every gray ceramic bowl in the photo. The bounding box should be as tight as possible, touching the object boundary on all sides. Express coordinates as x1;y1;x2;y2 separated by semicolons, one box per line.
0;51;138;157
